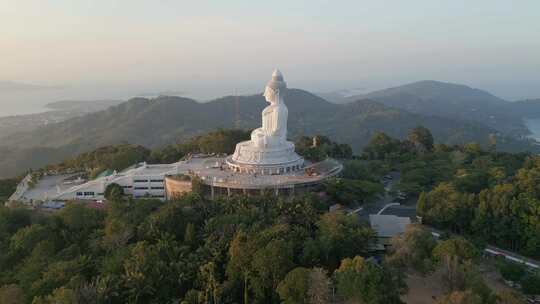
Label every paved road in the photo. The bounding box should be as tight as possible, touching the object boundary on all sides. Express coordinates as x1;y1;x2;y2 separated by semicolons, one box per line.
354;171;403;222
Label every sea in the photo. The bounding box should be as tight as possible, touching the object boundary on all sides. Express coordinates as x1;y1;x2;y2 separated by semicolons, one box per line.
524;118;540;141
0;86;237;118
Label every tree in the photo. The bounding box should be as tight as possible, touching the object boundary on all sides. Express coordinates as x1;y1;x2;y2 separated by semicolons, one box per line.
184;222;196;246
104;183;124;201
438;256;467;293
0;205;32;239
436;257;493;302
408;126;434;152
199;262;222;304
387;224;436;274
418;183;475;234
104;198;162;249
364;132;401;160
58;203;105;249
122;238;198;303
396;158;453;196
0;178;18;202
139;200;188;240
432;237;479;264
473;183;538;254
31;255;93;299
194;129;250;155
521;273;540;295
453;169;489;193
497;261;526;283
0;284;25;304
332;143;353;159
10;239;57;298
436;290;483;304
324;178;383;206
335;256;404;304
227;231;257;304
9;224;51;257
277;267;310;304
307;268;330;304
495;291;525;304
56;144;151;177
191;176;205;195
342;160;389;181
295;135;353;161
334;256;366;300
310;211;374;269
151;144;185;164
251;239;294;302
32;287;78;304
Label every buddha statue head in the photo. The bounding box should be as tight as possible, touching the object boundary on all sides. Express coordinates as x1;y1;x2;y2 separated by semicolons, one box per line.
263;69;287;104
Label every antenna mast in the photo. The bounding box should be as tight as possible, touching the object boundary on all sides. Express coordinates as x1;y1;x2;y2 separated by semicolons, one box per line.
234;89;240;129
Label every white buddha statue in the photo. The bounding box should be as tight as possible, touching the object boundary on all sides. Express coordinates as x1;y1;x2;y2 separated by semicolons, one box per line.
228;69;303;173
250;69;288;148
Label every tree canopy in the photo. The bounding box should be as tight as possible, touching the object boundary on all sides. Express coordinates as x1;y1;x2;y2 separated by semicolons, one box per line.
0;193;383;303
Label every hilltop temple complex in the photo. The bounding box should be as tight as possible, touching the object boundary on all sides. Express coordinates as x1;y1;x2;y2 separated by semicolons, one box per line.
9;70;342;204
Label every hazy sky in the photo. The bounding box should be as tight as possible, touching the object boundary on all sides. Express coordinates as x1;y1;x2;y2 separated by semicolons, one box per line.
1;0;540;103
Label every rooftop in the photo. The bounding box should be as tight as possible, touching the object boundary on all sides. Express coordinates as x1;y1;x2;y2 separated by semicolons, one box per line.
380;205;417;221
369;214;411;238
15;174;85;202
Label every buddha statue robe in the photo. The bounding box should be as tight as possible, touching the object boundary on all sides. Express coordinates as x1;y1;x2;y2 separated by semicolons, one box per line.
251;86;288;148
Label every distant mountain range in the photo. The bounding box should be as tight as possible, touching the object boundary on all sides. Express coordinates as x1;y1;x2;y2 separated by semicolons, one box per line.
1;81;539;178
327;80;539;136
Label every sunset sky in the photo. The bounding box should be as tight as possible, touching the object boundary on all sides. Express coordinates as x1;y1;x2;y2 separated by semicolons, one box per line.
1;0;539;101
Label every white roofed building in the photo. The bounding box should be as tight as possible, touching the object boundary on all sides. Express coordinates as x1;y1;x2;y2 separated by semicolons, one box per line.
11;160;199;203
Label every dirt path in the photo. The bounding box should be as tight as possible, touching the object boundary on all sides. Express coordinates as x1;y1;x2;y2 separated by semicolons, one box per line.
402;273;445;304
401;262;519;304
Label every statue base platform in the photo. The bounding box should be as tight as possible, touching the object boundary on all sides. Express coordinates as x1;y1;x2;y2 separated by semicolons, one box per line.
227;140;304;175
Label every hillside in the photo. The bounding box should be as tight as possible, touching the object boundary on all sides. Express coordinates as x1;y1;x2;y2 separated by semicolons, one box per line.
0;100;125;140
0;89;537;178
0;89;334;150
340;80;529;136
45;99;125;112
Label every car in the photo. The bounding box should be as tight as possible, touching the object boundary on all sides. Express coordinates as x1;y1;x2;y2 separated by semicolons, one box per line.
396;193;407;201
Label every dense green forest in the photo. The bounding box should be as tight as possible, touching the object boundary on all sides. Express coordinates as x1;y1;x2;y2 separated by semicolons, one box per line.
363;127;539;258
0;178;18;202
0;193;406;303
2;195;532;303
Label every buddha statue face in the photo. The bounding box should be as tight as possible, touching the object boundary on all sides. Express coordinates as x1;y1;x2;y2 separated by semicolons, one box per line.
263;69;286;104
263;86;279;104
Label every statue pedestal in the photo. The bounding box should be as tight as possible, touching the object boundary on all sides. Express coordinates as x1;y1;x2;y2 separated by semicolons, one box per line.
227;140;304;175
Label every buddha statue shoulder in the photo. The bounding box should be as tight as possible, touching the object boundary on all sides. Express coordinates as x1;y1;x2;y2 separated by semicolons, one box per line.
250;69;289;148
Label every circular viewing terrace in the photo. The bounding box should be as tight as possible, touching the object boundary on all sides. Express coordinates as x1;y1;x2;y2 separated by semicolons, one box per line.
190;157;343;198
